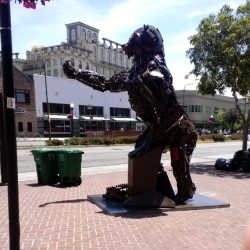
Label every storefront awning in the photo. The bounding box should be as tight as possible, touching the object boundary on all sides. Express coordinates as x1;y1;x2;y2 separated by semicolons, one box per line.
111;117;137;122
44;115;78;120
81;116;109;121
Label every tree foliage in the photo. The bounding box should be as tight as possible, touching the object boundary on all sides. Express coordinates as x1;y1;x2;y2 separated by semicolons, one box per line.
186;0;250;150
217;109;242;132
186;1;250;97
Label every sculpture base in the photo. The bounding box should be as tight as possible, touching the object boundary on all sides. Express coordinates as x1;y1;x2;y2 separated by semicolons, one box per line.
87;193;230;216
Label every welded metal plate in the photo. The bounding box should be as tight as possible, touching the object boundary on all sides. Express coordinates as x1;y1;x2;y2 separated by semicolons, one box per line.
87;194;230;216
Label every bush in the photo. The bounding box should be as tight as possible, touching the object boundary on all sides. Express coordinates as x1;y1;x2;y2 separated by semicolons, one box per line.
228;133;243;140
198;133;226;142
63;136;138;146
210;133;226;142
45;139;64;146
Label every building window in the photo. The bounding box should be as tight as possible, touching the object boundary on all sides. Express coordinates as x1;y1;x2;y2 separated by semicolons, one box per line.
113;53;117;64
82;28;86;40
15;89;30;104
46;59;51;67
71;58;75;66
79;105;104;116
93;46;97;60
110;107;130;117
78;60;82;69
60;58;64;65
189;105;202;113
206;106;212;113
53;59;57;66
93;65;97;72
100;48;104;60
18;122;23;132
100;67;104;75
54;69;58;77
183;106;188;113
86;62;89;70
214;107;219;114
70;28;76;44
43;103;70;114
92;33;97;42
27;122;32;132
47;70;51;76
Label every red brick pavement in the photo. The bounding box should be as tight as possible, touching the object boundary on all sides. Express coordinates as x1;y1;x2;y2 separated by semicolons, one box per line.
1;163;250;250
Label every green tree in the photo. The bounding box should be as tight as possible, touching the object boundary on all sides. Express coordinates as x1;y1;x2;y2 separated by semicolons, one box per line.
217;109;229;130
186;1;250;150
217;108;243;133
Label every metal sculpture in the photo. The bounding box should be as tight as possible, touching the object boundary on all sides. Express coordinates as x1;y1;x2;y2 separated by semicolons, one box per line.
63;25;197;205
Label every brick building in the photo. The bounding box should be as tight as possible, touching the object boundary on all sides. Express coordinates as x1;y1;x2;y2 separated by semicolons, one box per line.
0;65;37;135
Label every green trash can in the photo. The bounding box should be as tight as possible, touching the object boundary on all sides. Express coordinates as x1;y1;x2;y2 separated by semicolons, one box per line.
56;149;84;186
31;148;59;185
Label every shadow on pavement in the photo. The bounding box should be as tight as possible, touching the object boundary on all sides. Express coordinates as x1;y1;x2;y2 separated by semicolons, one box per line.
96;208;169;219
190;163;250;179
26;183;80;189
39;198;88;207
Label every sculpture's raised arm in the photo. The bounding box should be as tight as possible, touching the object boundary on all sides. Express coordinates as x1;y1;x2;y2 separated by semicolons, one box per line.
62;61;129;92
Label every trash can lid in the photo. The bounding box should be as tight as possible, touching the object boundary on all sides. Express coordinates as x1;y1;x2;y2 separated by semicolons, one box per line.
55;149;84;154
31;148;58;154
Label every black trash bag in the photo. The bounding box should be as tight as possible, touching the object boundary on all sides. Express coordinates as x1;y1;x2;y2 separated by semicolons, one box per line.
230;150;244;171
214;158;232;171
230;150;250;172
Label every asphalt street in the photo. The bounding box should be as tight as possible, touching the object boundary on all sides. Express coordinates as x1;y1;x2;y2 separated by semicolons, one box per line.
12;139;245;181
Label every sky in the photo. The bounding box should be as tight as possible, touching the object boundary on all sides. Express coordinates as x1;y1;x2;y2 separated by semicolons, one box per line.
5;0;248;91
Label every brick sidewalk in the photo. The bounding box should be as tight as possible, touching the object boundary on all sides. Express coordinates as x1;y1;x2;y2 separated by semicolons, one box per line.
1;163;250;250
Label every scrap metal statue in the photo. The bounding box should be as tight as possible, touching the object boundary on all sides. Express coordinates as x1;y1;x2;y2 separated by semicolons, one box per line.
63;25;197;206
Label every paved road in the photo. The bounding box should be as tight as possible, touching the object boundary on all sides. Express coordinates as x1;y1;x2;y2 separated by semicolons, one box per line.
0;140;250;249
13;141;245;181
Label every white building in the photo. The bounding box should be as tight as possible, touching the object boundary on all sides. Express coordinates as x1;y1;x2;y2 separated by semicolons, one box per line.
33;75;144;137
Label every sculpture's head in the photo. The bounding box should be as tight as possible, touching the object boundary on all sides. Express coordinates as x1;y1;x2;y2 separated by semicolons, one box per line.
122;25;165;59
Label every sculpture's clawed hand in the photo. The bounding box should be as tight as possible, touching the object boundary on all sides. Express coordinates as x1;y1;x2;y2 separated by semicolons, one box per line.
62;61;77;79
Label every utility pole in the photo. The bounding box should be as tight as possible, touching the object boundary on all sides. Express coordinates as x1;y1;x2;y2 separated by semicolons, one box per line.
0;1;20;249
44;58;51;140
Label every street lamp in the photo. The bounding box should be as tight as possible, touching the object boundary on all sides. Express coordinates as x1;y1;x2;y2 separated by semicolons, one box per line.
44;58;51;140
105;114;109;131
70;102;74;137
87;105;93;129
208;115;215;132
183;83;195;107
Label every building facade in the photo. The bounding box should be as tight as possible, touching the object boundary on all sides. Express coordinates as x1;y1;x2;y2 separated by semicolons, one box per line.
34;75;143;137
16;22;132;79
176;90;245;129
0;65;37;136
